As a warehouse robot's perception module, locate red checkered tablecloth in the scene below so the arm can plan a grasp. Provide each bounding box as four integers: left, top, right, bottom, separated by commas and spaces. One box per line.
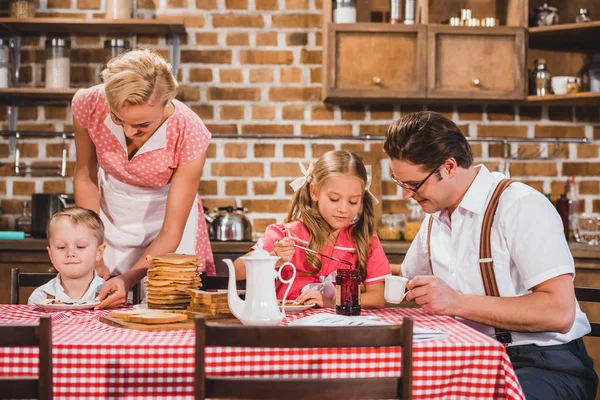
0, 305, 524, 399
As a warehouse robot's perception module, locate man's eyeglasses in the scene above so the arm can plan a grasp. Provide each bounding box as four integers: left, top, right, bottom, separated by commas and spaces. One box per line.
390, 163, 443, 196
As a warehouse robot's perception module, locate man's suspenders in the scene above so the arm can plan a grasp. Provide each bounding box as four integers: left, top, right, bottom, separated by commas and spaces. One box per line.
427, 179, 516, 344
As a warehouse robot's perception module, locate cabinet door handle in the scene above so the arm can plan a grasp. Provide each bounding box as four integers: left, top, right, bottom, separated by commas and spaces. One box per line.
471, 78, 482, 87
372, 76, 382, 85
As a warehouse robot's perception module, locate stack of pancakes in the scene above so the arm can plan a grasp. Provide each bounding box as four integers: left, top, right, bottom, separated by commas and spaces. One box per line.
145, 253, 202, 309
185, 288, 233, 318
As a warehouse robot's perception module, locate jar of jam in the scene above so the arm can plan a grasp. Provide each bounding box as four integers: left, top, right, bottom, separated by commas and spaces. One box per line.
336, 268, 361, 316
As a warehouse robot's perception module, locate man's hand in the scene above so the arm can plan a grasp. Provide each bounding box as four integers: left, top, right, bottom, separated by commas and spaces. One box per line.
95, 260, 111, 280
405, 275, 462, 316
95, 276, 128, 309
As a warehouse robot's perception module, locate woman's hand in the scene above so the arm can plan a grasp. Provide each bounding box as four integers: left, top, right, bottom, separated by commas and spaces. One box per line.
95, 276, 129, 309
296, 289, 334, 308
95, 260, 111, 280
272, 238, 295, 266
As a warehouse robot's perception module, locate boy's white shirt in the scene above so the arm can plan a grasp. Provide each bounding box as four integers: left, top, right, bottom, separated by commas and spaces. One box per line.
28, 271, 105, 304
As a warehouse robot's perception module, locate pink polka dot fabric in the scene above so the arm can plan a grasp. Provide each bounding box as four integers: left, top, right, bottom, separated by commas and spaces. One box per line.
72, 84, 215, 275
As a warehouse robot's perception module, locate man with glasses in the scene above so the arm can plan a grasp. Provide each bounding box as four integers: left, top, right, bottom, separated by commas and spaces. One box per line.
384, 111, 597, 399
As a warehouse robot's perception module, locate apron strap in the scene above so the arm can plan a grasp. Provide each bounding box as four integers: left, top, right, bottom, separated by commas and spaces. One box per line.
427, 217, 434, 274
479, 179, 515, 297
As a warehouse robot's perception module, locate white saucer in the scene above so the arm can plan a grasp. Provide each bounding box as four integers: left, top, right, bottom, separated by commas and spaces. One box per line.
35, 299, 100, 312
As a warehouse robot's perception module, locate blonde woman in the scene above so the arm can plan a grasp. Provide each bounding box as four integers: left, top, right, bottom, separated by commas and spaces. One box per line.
233, 150, 390, 308
72, 49, 214, 309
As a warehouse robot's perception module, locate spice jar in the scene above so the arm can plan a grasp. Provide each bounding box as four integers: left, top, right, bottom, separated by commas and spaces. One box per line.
104, 39, 129, 64
45, 38, 71, 89
334, 0, 356, 23
377, 214, 405, 240
336, 268, 361, 316
575, 8, 592, 23
0, 39, 9, 88
9, 0, 35, 18
404, 200, 423, 241
390, 0, 401, 24
531, 58, 552, 96
106, 0, 133, 19
566, 77, 580, 94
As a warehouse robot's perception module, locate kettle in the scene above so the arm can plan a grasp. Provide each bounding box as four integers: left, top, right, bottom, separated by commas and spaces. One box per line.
31, 193, 73, 238
223, 238, 296, 326
212, 206, 253, 241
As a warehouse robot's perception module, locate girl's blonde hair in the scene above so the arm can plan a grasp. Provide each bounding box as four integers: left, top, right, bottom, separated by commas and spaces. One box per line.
47, 206, 105, 244
101, 48, 178, 111
286, 150, 375, 280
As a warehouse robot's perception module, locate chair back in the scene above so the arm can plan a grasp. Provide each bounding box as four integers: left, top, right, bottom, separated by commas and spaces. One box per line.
195, 316, 413, 400
10, 268, 141, 305
0, 315, 52, 400
575, 286, 600, 337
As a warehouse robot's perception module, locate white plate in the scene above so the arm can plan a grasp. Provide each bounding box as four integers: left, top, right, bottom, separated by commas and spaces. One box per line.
35, 299, 100, 312
279, 303, 316, 314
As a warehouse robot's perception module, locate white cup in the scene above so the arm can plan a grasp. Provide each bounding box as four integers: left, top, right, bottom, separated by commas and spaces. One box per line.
384, 275, 409, 304
551, 76, 579, 95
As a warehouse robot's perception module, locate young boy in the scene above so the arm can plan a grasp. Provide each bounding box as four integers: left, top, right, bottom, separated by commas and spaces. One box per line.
28, 206, 106, 304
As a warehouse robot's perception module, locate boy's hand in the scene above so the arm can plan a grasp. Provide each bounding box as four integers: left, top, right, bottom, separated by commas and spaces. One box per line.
95, 261, 111, 280
95, 276, 128, 309
272, 238, 295, 265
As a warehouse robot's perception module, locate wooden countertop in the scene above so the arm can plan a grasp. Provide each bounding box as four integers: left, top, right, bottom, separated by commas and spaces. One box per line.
1, 239, 599, 259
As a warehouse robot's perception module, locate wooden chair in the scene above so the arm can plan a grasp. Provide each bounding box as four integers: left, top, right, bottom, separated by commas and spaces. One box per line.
10, 268, 141, 305
0, 315, 52, 400
575, 286, 600, 337
195, 316, 413, 400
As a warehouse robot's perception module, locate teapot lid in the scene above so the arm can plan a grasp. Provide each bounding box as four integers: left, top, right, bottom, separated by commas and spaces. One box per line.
245, 238, 276, 259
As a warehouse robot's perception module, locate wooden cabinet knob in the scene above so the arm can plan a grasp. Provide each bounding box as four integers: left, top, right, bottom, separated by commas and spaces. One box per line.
372, 76, 382, 85
471, 78, 481, 87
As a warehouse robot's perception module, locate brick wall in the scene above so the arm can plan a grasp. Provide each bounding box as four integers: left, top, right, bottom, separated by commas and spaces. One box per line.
1, 0, 600, 231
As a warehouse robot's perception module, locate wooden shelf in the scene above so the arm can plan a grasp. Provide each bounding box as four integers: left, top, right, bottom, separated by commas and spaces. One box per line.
529, 21, 600, 52
525, 92, 600, 106
0, 88, 78, 103
0, 17, 186, 36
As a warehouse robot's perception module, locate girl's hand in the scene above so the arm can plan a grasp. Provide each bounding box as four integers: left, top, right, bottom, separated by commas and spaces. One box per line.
95, 276, 129, 309
272, 238, 295, 265
296, 289, 334, 308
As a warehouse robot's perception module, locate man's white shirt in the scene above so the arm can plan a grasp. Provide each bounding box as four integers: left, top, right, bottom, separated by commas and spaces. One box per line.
402, 164, 591, 346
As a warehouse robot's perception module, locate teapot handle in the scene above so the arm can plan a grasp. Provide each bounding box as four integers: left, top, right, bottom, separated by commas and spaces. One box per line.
278, 262, 297, 316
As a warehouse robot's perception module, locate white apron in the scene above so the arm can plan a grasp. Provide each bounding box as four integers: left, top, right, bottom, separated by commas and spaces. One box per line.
99, 169, 198, 275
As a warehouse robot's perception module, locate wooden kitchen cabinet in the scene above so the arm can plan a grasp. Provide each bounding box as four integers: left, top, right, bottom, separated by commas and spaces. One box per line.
427, 25, 526, 100
323, 23, 427, 103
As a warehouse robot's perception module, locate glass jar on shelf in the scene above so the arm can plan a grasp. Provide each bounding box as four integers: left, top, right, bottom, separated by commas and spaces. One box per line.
575, 8, 592, 23
334, 0, 356, 23
9, 0, 35, 18
377, 214, 405, 240
106, 0, 133, 19
17, 201, 32, 233
104, 39, 130, 64
403, 199, 423, 241
45, 38, 71, 89
0, 38, 10, 88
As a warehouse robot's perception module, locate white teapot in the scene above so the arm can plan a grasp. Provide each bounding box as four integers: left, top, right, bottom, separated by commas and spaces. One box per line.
222, 239, 296, 326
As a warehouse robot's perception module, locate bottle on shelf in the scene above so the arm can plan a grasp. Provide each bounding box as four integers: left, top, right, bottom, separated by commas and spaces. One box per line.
530, 58, 552, 96
556, 193, 569, 241
16, 200, 31, 234
589, 52, 600, 93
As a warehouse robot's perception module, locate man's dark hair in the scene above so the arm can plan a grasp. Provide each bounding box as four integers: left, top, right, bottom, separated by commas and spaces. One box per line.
383, 111, 474, 171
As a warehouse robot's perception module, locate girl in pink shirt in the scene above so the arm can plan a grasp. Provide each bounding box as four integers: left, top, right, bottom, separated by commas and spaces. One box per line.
234, 150, 390, 308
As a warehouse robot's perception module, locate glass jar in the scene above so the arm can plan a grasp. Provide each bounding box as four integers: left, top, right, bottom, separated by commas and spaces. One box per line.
104, 39, 129, 64
336, 268, 361, 316
532, 3, 559, 27
531, 58, 552, 96
589, 52, 600, 92
404, 200, 423, 241
9, 0, 35, 18
390, 0, 401, 24
566, 77, 580, 94
377, 214, 405, 240
45, 38, 71, 89
575, 8, 592, 24
0, 38, 9, 89
334, 0, 356, 23
17, 201, 31, 233
106, 0, 132, 19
